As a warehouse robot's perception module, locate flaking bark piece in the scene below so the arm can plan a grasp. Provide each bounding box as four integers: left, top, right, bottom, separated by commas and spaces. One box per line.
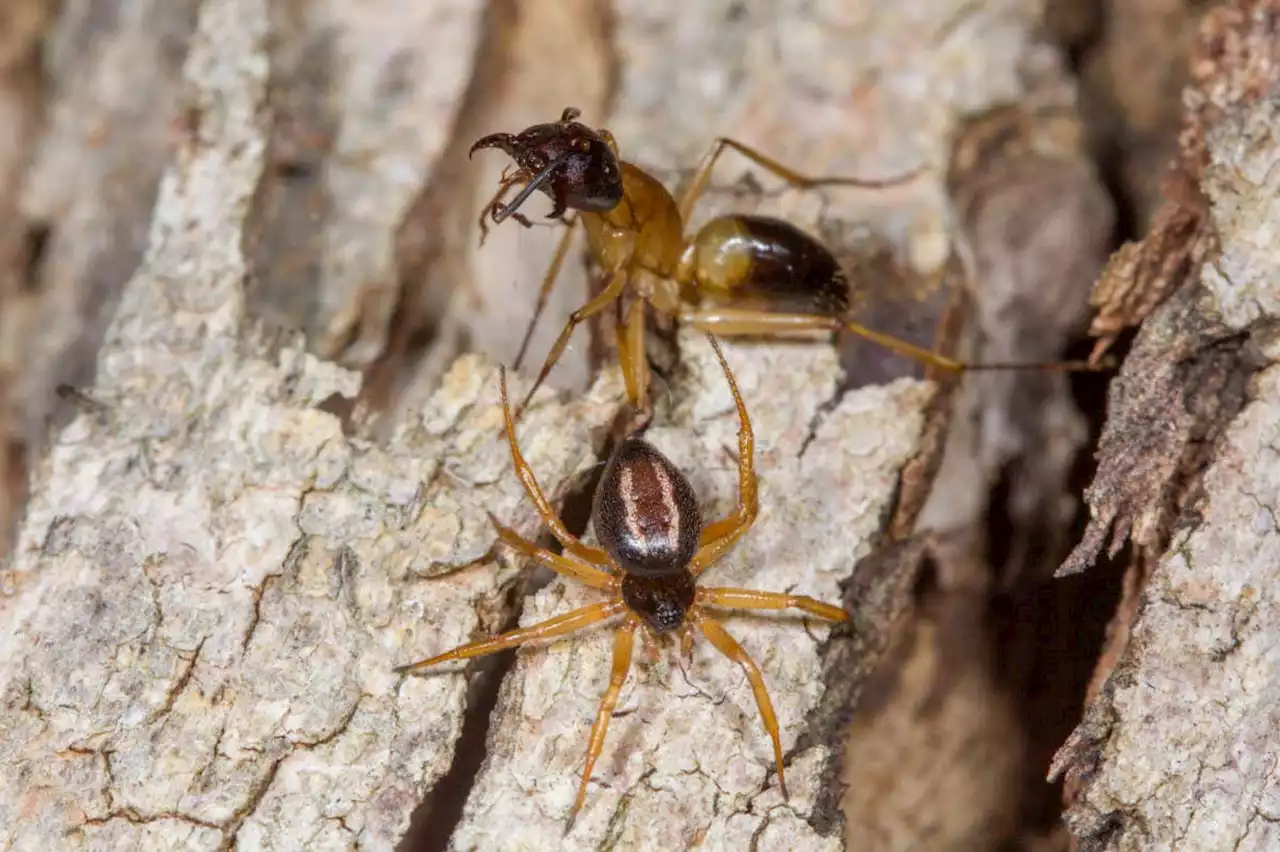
0, 2, 623, 849
1055, 22, 1280, 850
1084, 193, 1207, 364
1058, 365, 1280, 851
445, 332, 936, 851
1055, 282, 1244, 578
1084, 0, 1280, 363
1059, 0, 1280, 578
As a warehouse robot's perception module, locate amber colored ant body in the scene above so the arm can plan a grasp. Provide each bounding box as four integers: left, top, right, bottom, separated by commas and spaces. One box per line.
470, 107, 1107, 416
396, 335, 846, 827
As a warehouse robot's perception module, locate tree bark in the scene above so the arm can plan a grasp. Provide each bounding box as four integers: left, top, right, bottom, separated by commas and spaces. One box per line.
0, 1, 1137, 851
1053, 3, 1280, 851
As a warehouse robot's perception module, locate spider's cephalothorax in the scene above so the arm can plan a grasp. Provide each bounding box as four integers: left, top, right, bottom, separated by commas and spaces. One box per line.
468, 107, 1110, 419
395, 334, 850, 828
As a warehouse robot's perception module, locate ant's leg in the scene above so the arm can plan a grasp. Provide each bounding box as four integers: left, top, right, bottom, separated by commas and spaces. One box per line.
568, 616, 639, 828
515, 266, 630, 419
697, 588, 848, 623
615, 295, 649, 411
499, 369, 612, 566
488, 512, 617, 589
678, 137, 924, 223
395, 600, 626, 673
689, 335, 758, 578
674, 307, 1107, 373
513, 215, 579, 373
692, 611, 788, 799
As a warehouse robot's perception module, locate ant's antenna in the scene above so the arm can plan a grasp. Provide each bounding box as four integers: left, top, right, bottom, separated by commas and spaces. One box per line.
493, 154, 571, 224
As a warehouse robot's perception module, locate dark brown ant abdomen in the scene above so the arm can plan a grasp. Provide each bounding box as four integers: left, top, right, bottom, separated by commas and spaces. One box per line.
592, 438, 702, 578
678, 215, 851, 316
620, 571, 696, 634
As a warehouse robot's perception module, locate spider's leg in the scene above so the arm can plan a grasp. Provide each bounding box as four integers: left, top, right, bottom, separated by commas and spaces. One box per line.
689, 335, 758, 577
489, 513, 617, 589
499, 368, 611, 567
567, 615, 639, 829
396, 600, 625, 673
692, 610, 788, 799
697, 587, 847, 622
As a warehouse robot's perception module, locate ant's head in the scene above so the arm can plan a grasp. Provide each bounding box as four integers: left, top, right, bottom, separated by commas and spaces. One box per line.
470, 107, 624, 222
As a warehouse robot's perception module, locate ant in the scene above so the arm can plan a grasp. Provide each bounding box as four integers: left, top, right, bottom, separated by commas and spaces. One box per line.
395, 334, 848, 827
469, 107, 1110, 417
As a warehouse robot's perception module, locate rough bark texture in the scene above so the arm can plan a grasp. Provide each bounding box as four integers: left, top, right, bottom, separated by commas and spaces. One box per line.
0, 1, 948, 849
1053, 2, 1280, 850
840, 83, 1114, 852
0, 5, 628, 849
10, 0, 1259, 850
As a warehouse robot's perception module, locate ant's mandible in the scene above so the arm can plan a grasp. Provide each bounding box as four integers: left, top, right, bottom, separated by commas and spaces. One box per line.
470, 106, 1109, 417
395, 334, 847, 828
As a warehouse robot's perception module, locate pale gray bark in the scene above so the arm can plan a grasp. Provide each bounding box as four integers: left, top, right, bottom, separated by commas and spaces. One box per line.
1058, 90, 1280, 852
1052, 4, 1280, 850
0, 3, 623, 848
0, 1, 1130, 851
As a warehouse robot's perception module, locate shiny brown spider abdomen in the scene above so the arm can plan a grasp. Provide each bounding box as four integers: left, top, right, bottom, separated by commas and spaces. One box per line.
593, 437, 703, 580
677, 214, 852, 317
470, 106, 623, 219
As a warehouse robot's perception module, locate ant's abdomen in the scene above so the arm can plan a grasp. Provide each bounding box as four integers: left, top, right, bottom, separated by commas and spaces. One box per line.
679, 215, 850, 316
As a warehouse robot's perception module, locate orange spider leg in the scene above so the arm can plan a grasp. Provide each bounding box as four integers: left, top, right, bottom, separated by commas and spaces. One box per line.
568, 615, 639, 828
488, 512, 617, 590
689, 335, 758, 578
697, 587, 848, 623
692, 611, 788, 798
500, 368, 611, 567
395, 600, 626, 674
677, 136, 924, 224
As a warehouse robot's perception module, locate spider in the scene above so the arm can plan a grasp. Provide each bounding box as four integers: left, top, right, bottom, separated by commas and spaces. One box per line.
469, 106, 1109, 418
395, 334, 848, 826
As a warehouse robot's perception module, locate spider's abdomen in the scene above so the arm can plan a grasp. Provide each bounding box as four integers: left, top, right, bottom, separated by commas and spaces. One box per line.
593, 438, 702, 577
620, 571, 696, 634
